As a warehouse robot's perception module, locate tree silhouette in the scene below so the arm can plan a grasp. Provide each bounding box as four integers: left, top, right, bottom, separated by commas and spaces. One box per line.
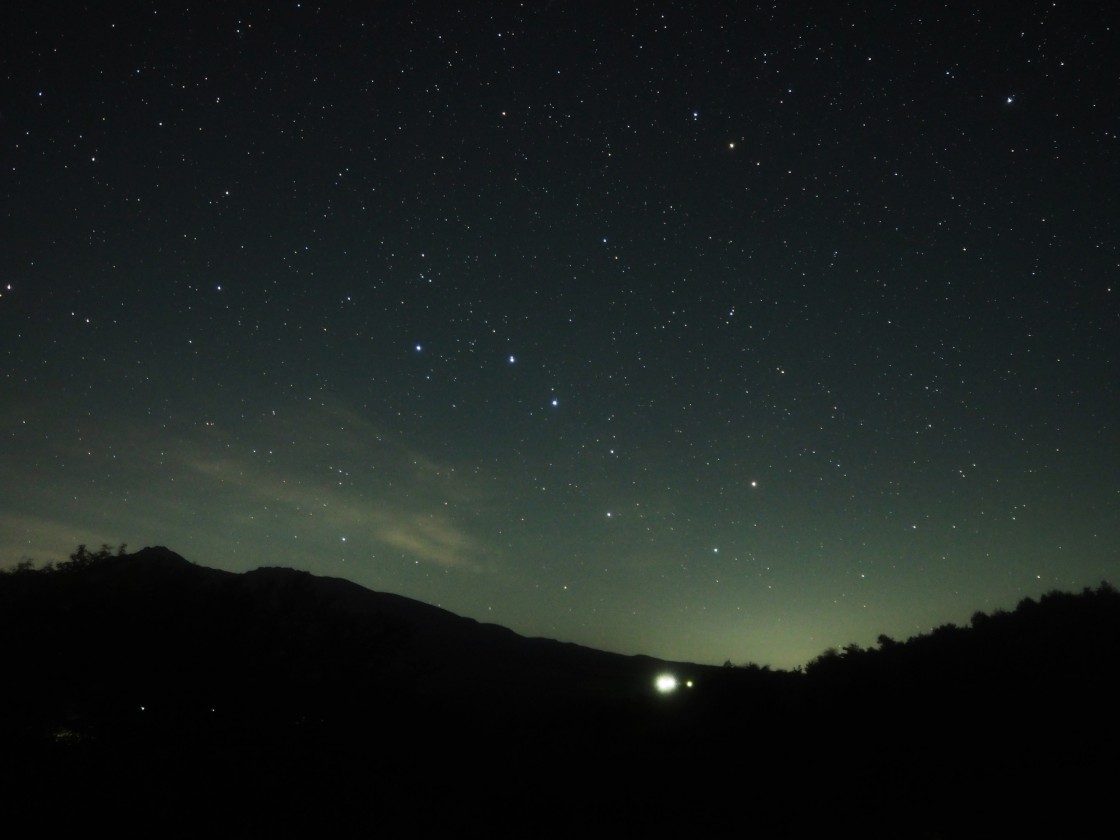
60, 543, 127, 571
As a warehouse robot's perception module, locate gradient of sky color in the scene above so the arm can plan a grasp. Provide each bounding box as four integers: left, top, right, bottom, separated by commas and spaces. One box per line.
2, 1, 1116, 668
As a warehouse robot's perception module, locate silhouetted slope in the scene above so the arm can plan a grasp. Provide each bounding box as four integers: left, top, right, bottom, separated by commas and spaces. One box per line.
792, 585, 1120, 838
1, 547, 742, 835
2, 548, 1117, 838
1, 546, 715, 730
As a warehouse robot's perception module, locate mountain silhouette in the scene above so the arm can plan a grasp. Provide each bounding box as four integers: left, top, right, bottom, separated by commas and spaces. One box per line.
2, 546, 1116, 838
2, 545, 710, 714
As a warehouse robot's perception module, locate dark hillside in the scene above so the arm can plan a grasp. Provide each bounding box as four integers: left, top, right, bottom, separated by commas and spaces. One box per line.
2, 548, 1117, 837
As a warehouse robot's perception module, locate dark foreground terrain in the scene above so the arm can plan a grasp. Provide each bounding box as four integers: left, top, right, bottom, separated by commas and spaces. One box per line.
3, 547, 1117, 837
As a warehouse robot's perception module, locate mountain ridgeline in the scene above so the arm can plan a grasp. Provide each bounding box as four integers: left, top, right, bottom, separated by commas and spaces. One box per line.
3, 546, 1117, 837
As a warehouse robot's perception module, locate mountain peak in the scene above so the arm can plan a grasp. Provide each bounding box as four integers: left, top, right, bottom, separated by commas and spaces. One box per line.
129, 545, 192, 566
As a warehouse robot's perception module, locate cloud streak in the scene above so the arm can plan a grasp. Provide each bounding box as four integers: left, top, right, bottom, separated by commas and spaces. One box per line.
176, 405, 492, 570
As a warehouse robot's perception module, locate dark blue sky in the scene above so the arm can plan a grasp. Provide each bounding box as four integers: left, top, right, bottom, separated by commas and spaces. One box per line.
2, 1, 1117, 667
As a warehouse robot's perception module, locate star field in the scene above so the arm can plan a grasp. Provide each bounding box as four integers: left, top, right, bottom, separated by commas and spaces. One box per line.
2, 1, 1117, 667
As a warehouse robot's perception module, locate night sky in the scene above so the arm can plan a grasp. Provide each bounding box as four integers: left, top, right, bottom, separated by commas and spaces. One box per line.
3, 1, 1117, 669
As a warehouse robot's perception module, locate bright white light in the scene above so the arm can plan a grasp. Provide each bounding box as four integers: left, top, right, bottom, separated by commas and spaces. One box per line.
655, 674, 678, 693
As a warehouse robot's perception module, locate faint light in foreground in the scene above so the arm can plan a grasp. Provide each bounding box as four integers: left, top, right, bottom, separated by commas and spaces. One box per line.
655, 674, 679, 693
